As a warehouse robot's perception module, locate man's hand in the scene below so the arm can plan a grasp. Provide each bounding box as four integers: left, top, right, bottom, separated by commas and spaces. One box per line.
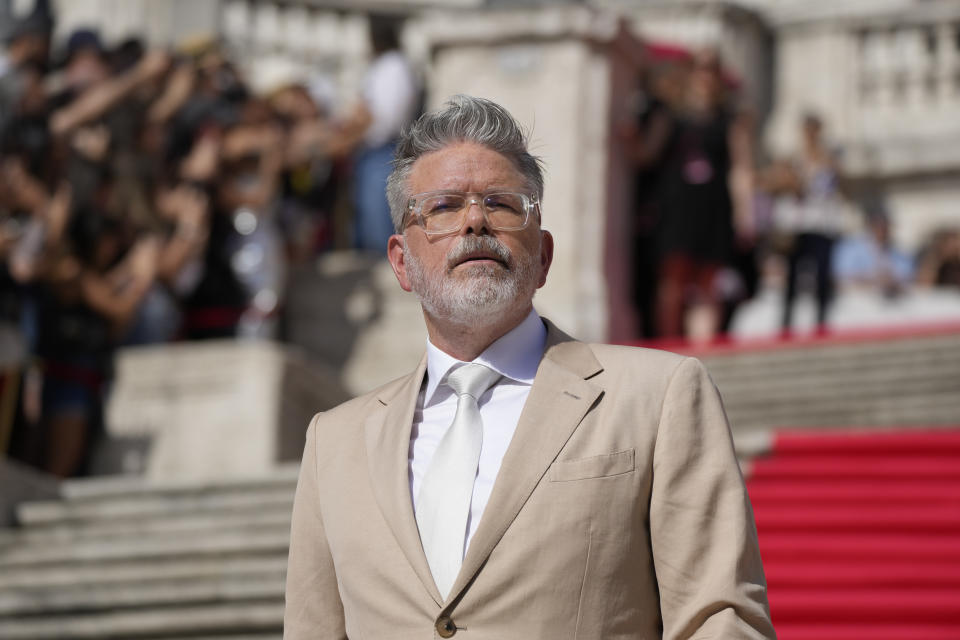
128, 236, 161, 284
173, 186, 210, 239
135, 50, 172, 84
1, 159, 49, 214
180, 132, 221, 183
44, 182, 73, 247
71, 124, 111, 162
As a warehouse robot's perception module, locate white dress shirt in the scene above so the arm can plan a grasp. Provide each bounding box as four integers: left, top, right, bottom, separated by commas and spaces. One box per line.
409, 310, 547, 555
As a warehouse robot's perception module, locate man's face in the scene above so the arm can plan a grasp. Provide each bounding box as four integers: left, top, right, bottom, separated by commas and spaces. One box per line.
387, 142, 553, 327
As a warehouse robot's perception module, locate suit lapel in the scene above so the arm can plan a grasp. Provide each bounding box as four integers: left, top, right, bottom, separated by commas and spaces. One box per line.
364, 356, 444, 606
449, 321, 604, 601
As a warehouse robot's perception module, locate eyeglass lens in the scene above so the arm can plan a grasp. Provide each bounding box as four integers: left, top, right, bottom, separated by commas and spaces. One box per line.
419, 193, 528, 232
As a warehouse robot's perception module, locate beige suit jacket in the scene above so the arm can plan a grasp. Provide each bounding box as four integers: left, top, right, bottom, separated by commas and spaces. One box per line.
284, 320, 776, 639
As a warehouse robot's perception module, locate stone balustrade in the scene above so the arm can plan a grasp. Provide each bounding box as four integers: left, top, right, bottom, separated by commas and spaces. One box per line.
856, 23, 960, 141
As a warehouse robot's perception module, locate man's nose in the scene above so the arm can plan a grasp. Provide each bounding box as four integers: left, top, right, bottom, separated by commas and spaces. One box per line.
461, 197, 490, 235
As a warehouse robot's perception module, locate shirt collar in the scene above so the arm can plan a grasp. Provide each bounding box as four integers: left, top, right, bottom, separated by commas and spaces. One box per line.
423, 309, 547, 405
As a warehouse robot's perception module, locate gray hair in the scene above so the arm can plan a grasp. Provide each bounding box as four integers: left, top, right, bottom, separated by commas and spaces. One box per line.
386, 94, 544, 232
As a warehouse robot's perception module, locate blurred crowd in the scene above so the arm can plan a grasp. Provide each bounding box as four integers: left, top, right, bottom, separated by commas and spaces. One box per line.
624, 46, 960, 343
0, 3, 418, 476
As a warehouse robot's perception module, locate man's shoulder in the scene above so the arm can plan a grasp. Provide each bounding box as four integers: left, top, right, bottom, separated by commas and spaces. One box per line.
585, 343, 701, 388
556, 337, 692, 376
585, 342, 689, 369
542, 318, 696, 383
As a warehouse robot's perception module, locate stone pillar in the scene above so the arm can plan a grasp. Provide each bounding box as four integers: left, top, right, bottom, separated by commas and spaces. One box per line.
104, 340, 349, 480
936, 23, 958, 106
417, 6, 644, 342
0, 458, 58, 526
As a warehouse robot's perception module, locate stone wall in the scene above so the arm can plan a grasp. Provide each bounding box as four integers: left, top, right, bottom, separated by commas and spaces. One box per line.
0, 458, 58, 526
104, 340, 348, 480
285, 252, 428, 397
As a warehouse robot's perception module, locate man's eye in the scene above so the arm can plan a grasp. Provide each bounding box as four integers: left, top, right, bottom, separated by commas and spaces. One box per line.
485, 195, 522, 214
425, 198, 463, 214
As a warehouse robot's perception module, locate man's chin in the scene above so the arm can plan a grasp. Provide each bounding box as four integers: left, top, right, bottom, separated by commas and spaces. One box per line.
416, 280, 523, 325
430, 299, 519, 327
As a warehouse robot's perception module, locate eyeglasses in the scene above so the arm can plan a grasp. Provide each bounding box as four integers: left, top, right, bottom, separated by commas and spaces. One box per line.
404, 190, 539, 236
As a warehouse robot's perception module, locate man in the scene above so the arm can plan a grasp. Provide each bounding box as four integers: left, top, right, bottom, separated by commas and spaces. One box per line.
285, 95, 775, 639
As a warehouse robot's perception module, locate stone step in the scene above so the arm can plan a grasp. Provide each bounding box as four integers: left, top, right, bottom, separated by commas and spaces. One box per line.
15, 486, 295, 527
0, 601, 283, 640
710, 366, 957, 392
0, 554, 287, 590
697, 329, 960, 432
724, 382, 960, 410
727, 396, 960, 433
0, 569, 284, 616
701, 333, 960, 366
708, 355, 960, 383
718, 373, 960, 408
0, 506, 292, 548
704, 336, 960, 432
0, 527, 289, 568
706, 339, 960, 370
59, 466, 299, 501
726, 389, 960, 422
705, 350, 960, 385
707, 337, 960, 364
712, 364, 960, 398
726, 398, 960, 424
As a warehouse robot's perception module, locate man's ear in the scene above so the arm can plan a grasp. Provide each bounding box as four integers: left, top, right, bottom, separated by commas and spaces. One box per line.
387, 234, 413, 292
537, 229, 554, 288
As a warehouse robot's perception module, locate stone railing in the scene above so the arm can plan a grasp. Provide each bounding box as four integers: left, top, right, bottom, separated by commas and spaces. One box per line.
218, 0, 374, 101
853, 21, 960, 150
767, 2, 960, 178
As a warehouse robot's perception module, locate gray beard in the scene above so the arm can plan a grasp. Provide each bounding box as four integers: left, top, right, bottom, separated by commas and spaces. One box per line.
403, 235, 540, 327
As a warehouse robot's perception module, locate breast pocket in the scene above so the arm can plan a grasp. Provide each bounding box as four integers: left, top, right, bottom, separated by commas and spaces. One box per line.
548, 448, 635, 482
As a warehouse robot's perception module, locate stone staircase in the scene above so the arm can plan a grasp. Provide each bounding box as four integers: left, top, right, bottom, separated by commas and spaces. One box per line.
2, 326, 959, 636
0, 469, 298, 639
697, 327, 960, 448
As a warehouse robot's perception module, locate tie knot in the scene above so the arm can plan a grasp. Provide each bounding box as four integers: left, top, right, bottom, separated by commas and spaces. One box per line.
446, 363, 501, 400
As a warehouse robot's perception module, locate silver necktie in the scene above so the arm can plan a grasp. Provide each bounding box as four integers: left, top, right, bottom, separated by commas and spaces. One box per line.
415, 363, 502, 599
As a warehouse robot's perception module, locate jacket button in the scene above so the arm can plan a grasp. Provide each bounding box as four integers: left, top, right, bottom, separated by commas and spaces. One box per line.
436, 615, 457, 638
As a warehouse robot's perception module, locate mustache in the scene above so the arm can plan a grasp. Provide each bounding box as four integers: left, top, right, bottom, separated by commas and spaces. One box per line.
445, 235, 512, 269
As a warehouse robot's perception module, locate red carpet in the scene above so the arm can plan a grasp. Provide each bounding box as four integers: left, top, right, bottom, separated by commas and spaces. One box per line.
746, 428, 960, 638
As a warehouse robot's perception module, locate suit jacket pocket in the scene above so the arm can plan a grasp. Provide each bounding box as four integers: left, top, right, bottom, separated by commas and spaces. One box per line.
548, 448, 635, 482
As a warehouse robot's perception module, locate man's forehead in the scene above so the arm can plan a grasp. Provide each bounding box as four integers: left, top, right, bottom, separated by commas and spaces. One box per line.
408, 142, 528, 193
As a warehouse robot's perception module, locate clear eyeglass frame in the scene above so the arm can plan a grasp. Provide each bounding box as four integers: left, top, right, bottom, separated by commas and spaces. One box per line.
403, 190, 540, 236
